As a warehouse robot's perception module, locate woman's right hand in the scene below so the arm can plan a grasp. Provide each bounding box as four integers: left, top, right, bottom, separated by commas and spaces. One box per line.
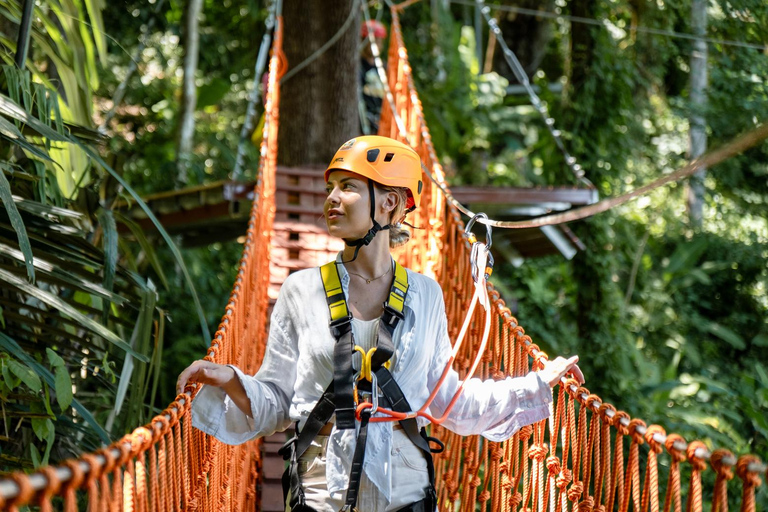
176, 360, 236, 395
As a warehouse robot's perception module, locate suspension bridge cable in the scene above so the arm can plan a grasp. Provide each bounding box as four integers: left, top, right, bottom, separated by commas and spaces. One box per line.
450, 0, 768, 52
360, 0, 409, 138
426, 121, 768, 229
231, 0, 281, 181
476, 1, 594, 189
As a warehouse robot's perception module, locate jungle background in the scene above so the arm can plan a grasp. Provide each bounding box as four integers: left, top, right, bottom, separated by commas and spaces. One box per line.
0, 0, 766, 503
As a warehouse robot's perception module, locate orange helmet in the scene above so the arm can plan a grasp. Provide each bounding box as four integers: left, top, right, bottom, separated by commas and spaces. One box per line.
325, 136, 423, 212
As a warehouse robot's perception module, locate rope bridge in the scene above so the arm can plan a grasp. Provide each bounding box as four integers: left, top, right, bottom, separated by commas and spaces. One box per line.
1, 6, 766, 512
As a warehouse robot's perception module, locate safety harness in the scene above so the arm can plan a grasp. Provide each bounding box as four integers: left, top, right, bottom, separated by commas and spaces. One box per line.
279, 260, 441, 512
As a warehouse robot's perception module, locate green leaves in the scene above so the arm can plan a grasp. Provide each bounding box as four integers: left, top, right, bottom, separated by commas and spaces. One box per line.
702, 321, 746, 350
46, 348, 72, 412
0, 165, 35, 283
5, 358, 42, 392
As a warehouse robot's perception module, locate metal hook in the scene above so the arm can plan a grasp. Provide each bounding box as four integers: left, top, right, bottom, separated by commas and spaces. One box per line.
464, 212, 492, 250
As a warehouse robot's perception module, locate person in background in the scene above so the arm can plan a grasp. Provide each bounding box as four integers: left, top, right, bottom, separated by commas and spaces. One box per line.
359, 20, 387, 134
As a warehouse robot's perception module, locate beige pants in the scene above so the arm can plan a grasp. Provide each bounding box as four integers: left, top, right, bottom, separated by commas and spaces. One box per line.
289, 428, 430, 512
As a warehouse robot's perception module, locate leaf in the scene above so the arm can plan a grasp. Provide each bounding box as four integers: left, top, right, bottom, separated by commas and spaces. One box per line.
0, 332, 111, 443
114, 212, 169, 289
0, 165, 36, 283
7, 358, 42, 392
31, 417, 53, 442
0, 267, 148, 362
664, 236, 709, 278
702, 321, 746, 350
46, 347, 66, 367
30, 443, 41, 468
2, 358, 21, 390
96, 208, 117, 322
197, 78, 232, 108
0, 116, 55, 163
752, 333, 768, 347
42, 428, 55, 466
54, 364, 73, 412
0, 93, 67, 141
77, 144, 210, 341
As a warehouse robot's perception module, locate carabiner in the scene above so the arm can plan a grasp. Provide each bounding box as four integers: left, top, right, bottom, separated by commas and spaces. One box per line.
464, 212, 492, 250
369, 372, 379, 415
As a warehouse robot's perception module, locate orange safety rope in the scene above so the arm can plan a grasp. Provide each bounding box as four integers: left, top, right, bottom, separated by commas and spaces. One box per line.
1, 5, 767, 512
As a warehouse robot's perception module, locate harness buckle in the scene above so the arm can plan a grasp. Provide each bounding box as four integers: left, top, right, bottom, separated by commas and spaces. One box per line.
369, 373, 379, 415
330, 316, 352, 338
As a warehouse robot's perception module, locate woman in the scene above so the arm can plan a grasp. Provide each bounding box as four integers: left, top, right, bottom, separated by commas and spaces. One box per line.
177, 136, 584, 512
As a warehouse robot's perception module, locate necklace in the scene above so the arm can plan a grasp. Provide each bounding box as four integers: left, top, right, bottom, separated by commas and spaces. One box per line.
348, 265, 391, 284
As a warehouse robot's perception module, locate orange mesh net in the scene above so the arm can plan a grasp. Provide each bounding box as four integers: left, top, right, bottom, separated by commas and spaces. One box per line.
1, 7, 765, 512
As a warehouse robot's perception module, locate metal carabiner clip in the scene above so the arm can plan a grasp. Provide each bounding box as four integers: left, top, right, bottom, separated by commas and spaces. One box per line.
369, 372, 379, 416
464, 212, 492, 250
465, 213, 494, 283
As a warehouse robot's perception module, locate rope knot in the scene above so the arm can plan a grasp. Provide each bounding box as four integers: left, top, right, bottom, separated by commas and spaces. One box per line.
556, 468, 573, 489
533, 351, 548, 371
664, 433, 687, 462
576, 386, 591, 404
6, 473, 34, 509
736, 455, 762, 487
686, 440, 708, 472
579, 496, 595, 512
478, 490, 491, 502
598, 402, 617, 423
80, 454, 102, 485
567, 481, 584, 502
710, 449, 735, 480
546, 455, 561, 474
644, 424, 665, 453
612, 410, 630, 436
520, 425, 533, 439
529, 443, 548, 462
585, 394, 601, 412
628, 418, 646, 445
62, 459, 85, 491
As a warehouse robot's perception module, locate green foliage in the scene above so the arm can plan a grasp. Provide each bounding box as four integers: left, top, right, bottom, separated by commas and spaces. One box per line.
401, 0, 768, 470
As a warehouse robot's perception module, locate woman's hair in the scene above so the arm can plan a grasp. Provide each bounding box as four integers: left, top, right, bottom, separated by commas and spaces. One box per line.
376, 184, 411, 248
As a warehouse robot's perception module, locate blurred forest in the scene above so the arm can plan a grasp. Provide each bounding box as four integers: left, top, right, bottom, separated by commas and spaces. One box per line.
0, 0, 766, 501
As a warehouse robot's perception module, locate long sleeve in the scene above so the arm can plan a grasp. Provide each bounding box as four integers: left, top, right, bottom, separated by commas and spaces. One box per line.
423, 283, 552, 442
191, 289, 298, 445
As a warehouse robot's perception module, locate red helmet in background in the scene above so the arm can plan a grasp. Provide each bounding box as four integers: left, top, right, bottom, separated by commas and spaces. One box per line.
361, 20, 387, 39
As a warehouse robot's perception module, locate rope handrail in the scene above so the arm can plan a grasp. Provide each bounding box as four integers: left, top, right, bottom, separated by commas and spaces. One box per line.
1, 3, 766, 510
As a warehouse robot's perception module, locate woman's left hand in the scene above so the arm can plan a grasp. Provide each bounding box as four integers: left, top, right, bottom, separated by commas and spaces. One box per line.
537, 355, 585, 388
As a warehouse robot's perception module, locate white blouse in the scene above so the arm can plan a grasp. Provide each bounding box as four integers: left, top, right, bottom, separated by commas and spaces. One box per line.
191, 257, 551, 506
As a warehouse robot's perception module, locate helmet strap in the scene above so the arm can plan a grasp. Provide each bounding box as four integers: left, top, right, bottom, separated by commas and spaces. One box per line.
340, 179, 392, 263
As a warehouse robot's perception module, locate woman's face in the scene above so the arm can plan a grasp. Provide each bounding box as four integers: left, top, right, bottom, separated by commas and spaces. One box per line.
324, 170, 380, 239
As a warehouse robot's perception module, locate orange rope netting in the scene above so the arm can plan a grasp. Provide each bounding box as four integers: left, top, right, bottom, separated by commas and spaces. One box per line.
1, 7, 765, 512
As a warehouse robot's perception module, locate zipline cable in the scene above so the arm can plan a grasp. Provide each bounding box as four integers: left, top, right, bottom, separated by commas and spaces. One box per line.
232, 0, 281, 181
360, 0, 409, 137
451, 0, 768, 52
477, 1, 594, 190
427, 121, 768, 229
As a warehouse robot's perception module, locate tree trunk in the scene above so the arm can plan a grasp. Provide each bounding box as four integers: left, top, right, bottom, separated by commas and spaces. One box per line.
278, 0, 360, 166
687, 0, 708, 227
176, 0, 204, 186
